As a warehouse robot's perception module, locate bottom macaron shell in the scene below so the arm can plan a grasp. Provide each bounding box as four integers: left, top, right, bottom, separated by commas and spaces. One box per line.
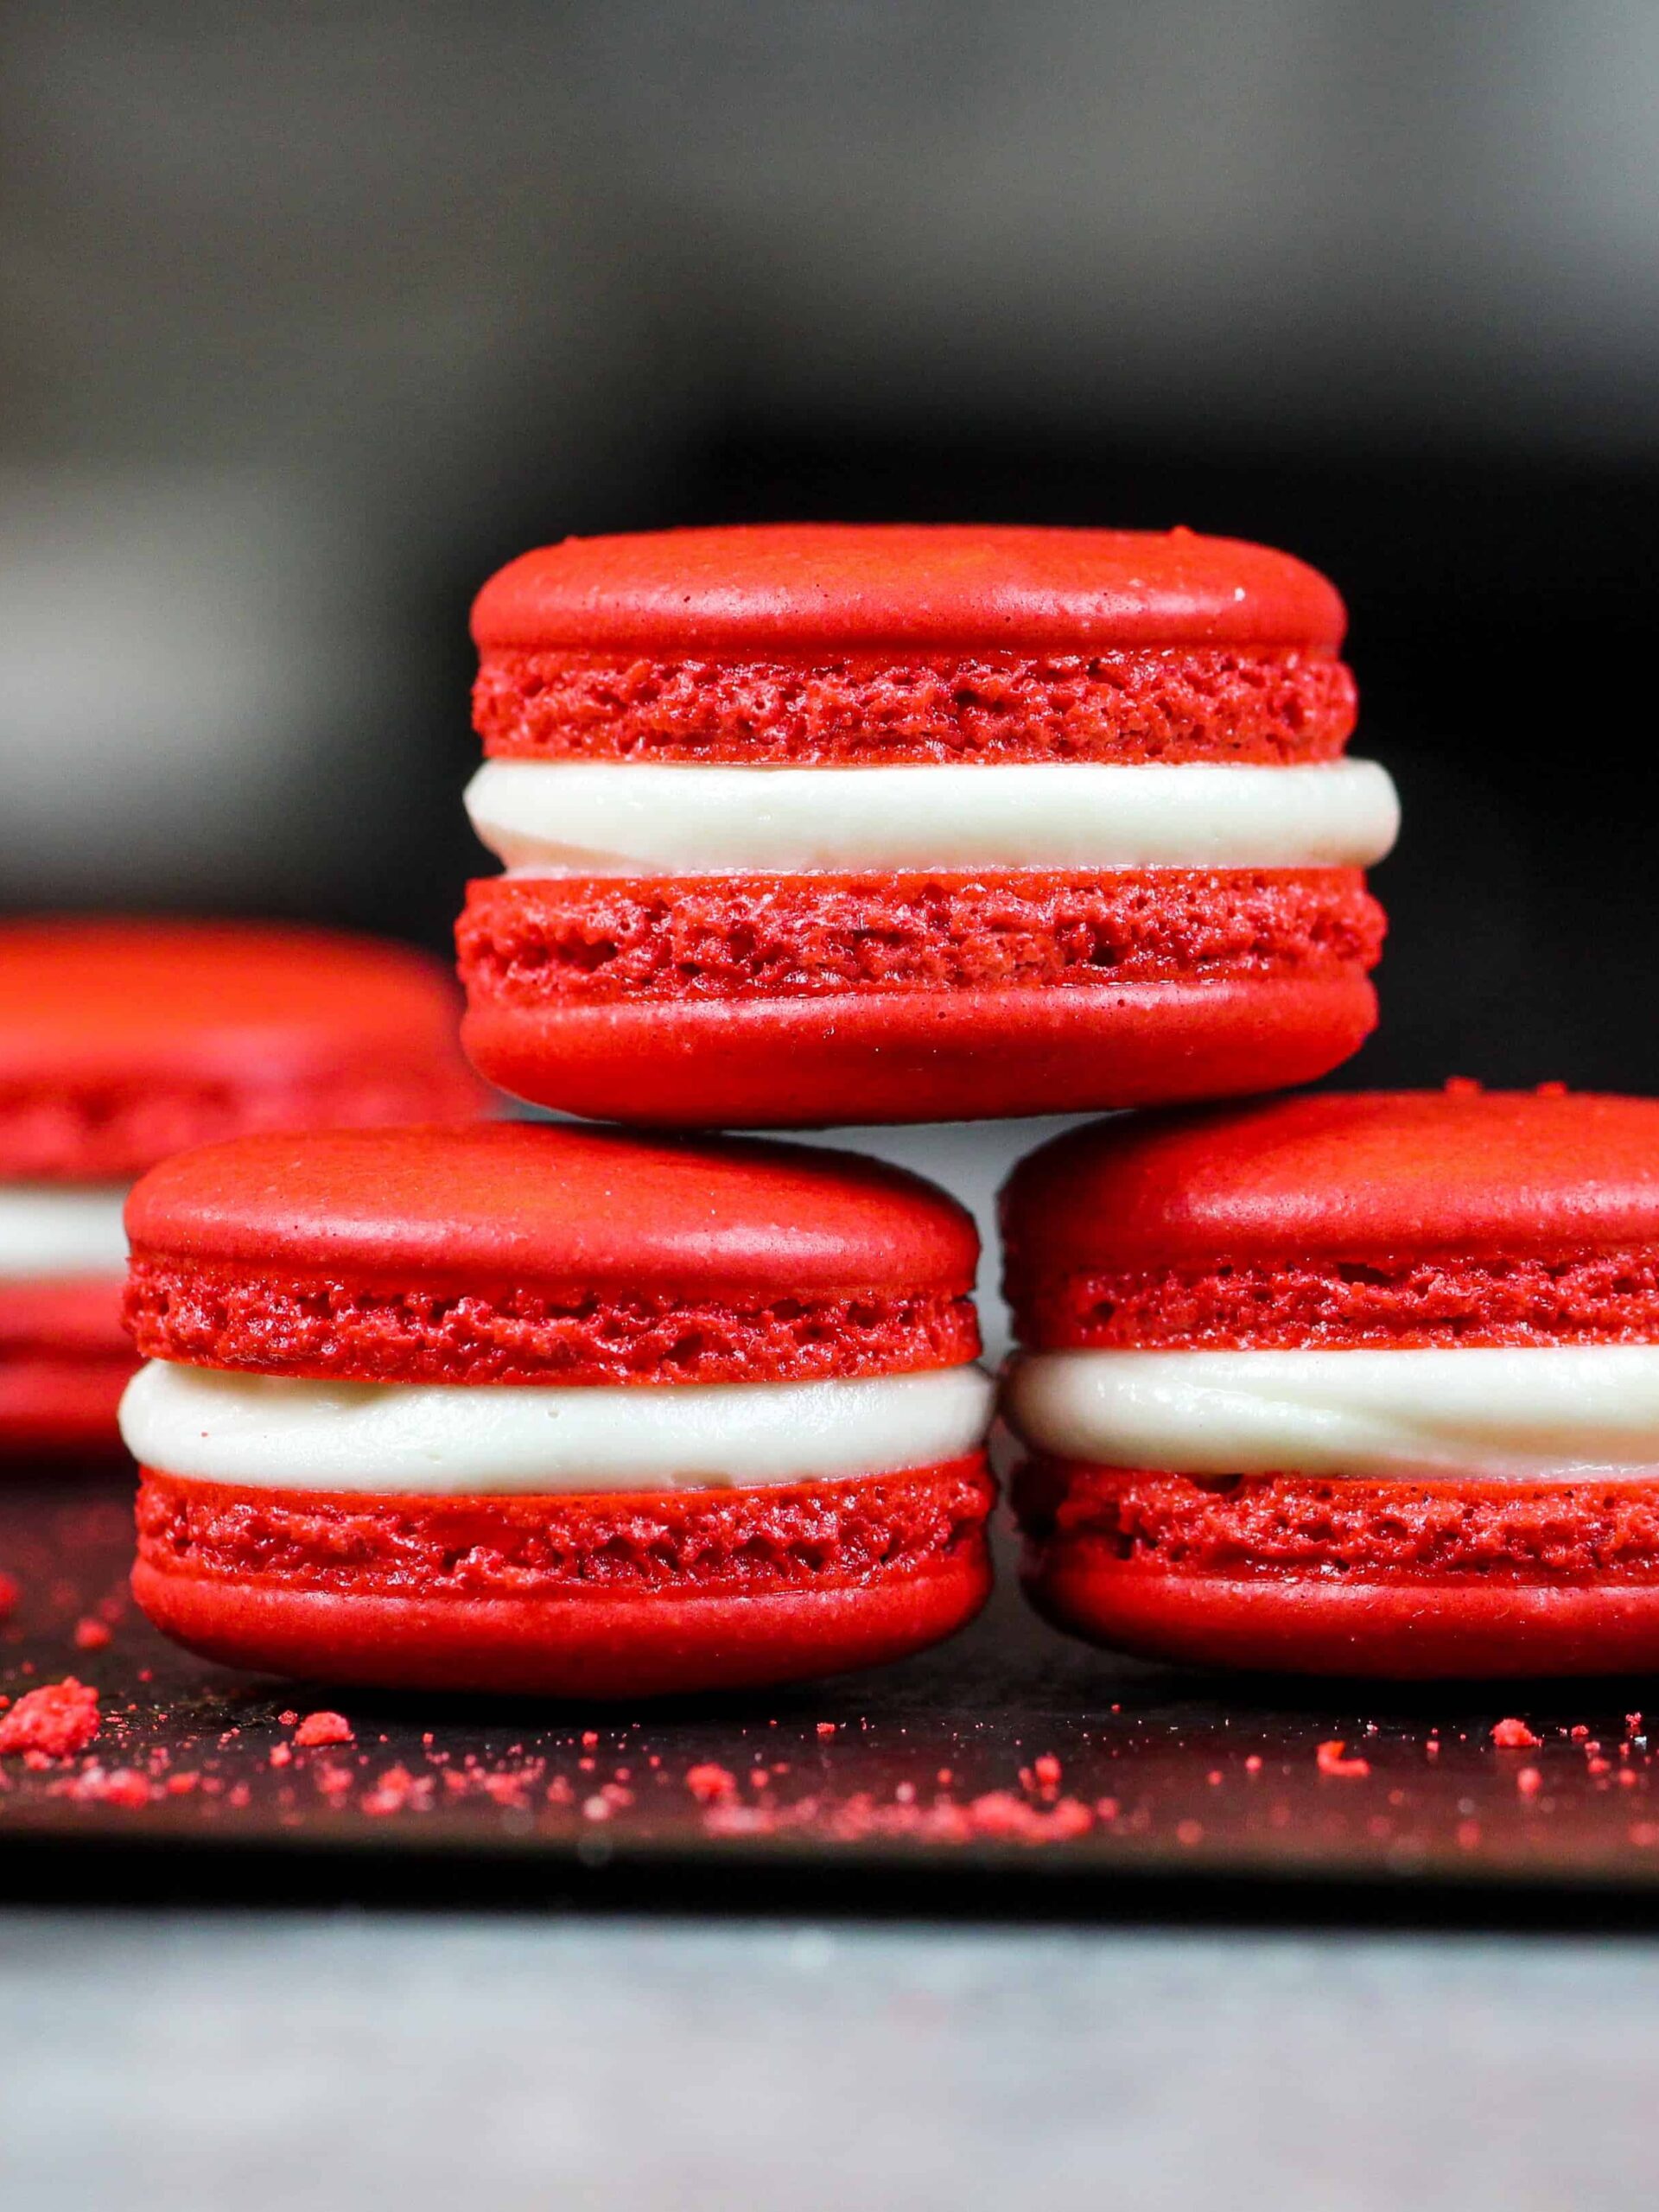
132, 1459, 995, 1697
0, 1352, 135, 1456
1, 1279, 134, 1455
1015, 1462, 1659, 1680
461, 973, 1376, 1127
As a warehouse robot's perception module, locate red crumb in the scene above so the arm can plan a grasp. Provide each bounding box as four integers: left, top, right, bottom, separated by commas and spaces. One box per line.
0, 1572, 18, 1618
1628, 1713, 1644, 1735
361, 1765, 423, 1816
686, 1762, 737, 1803
269, 1743, 293, 1769
72, 1618, 112, 1652
1032, 1753, 1063, 1789
165, 1772, 200, 1796
0, 1677, 99, 1758
1491, 1717, 1542, 1750
1589, 1758, 1612, 1777
1096, 1798, 1120, 1820
1570, 1725, 1590, 1740
65, 1766, 150, 1808
581, 1730, 599, 1748
292, 1710, 353, 1749
1620, 1769, 1639, 1788
1516, 1767, 1543, 1798
582, 1795, 611, 1821
1316, 1740, 1371, 1779
815, 1722, 837, 1739
1176, 1819, 1205, 1847
1244, 1755, 1263, 1775
278, 1709, 299, 1726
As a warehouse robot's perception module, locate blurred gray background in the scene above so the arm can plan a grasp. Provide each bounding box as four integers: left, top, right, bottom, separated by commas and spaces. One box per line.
3, 0, 1657, 1094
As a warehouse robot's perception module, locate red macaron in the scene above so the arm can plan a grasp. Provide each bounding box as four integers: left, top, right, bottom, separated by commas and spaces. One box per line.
458, 524, 1395, 1127
122, 1122, 995, 1697
0, 918, 486, 1454
1001, 1088, 1659, 1679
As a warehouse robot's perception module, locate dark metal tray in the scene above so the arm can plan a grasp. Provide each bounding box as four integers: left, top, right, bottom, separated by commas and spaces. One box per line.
6, 1467, 1659, 1911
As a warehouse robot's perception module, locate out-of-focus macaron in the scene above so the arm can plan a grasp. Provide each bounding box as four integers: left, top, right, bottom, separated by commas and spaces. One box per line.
122, 1121, 995, 1695
459, 523, 1395, 1127
1002, 1087, 1659, 1679
0, 918, 487, 1454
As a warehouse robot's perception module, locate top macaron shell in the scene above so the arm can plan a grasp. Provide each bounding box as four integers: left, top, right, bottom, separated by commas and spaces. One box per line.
124, 1121, 982, 1388
471, 523, 1349, 656
0, 918, 487, 1179
1001, 1089, 1659, 1352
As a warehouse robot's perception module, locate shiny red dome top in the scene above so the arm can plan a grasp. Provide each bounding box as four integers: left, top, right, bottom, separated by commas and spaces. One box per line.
472, 523, 1347, 657
1001, 1090, 1659, 1275
128, 1121, 979, 1302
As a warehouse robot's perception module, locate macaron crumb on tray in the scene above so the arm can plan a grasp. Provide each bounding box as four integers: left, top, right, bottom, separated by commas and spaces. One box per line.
9, 1465, 1659, 1913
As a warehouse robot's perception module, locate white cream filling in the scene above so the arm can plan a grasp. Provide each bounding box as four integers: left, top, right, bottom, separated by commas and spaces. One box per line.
1004, 1347, 1659, 1484
0, 1184, 130, 1281
466, 759, 1400, 879
119, 1359, 995, 1495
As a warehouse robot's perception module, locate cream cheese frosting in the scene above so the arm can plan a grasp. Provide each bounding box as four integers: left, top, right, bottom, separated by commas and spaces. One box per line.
119, 1359, 995, 1494
0, 1183, 131, 1281
1003, 1347, 1659, 1484
465, 759, 1400, 879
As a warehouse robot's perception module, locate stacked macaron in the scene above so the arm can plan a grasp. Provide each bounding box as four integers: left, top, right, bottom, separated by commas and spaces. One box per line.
460, 524, 1396, 1126
120, 1123, 995, 1694
1001, 1090, 1659, 1678
2, 919, 484, 1454
114, 518, 1433, 1695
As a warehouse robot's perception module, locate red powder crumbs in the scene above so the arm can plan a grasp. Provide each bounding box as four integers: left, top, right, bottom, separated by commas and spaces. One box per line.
1491, 1717, 1542, 1750
580, 1730, 600, 1748
0, 1572, 20, 1619
815, 1722, 837, 1739
1628, 1713, 1645, 1735
64, 1766, 151, 1808
1244, 1755, 1264, 1775
1176, 1819, 1205, 1847
1589, 1757, 1612, 1777
0, 1677, 99, 1759
292, 1710, 353, 1749
1316, 1740, 1371, 1779
269, 1743, 293, 1769
686, 1762, 738, 1803
1516, 1767, 1543, 1798
1570, 1725, 1591, 1740
72, 1618, 112, 1652
278, 1709, 299, 1726
1032, 1753, 1063, 1789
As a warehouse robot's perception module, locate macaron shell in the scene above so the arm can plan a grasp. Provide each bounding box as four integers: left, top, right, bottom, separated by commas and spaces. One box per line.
472, 524, 1347, 656
461, 969, 1379, 1128
131, 1459, 995, 1696
124, 1121, 977, 1302
0, 918, 486, 1179
1024, 1550, 1659, 1681
1001, 1090, 1659, 1278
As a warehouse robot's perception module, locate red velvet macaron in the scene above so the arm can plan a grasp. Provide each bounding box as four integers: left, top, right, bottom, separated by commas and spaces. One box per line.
458, 524, 1396, 1127
121, 1122, 995, 1697
1001, 1088, 1659, 1679
0, 918, 486, 1455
